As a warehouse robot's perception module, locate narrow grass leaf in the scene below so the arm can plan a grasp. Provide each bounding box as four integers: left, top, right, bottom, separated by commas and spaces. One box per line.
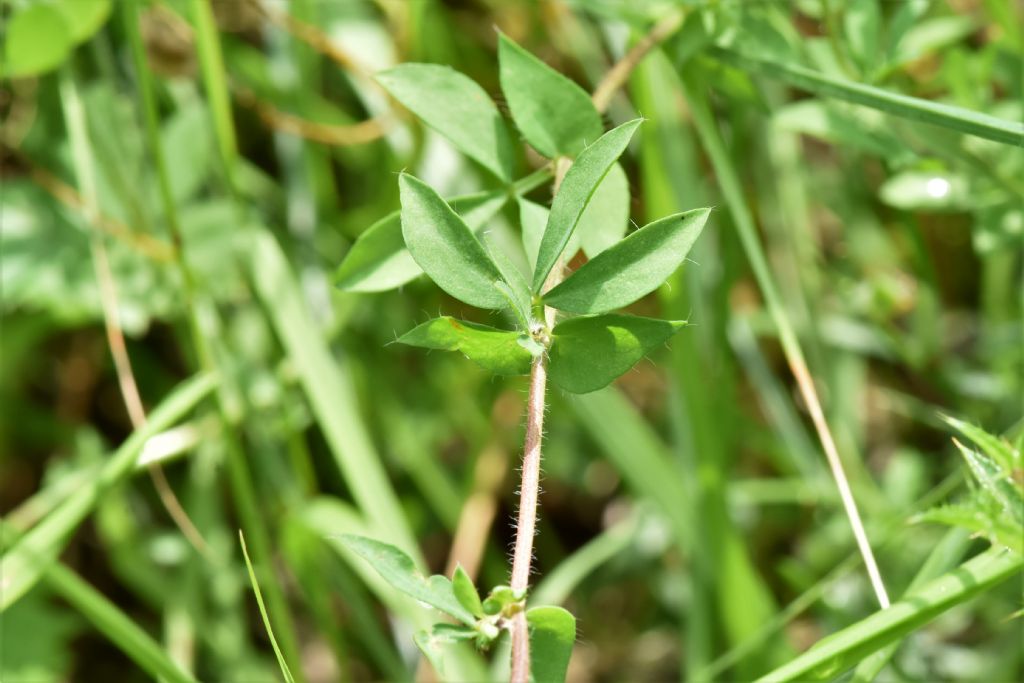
755, 548, 1023, 682
335, 190, 506, 292
532, 119, 643, 291
399, 174, 508, 309
0, 373, 216, 612
188, 0, 238, 178
44, 563, 197, 683
340, 535, 475, 626
378, 64, 514, 181
709, 47, 1024, 147
239, 532, 296, 683
452, 565, 484, 618
850, 528, 971, 683
498, 33, 604, 159
397, 317, 533, 376
548, 314, 686, 394
527, 606, 576, 683
250, 233, 418, 555
544, 208, 710, 314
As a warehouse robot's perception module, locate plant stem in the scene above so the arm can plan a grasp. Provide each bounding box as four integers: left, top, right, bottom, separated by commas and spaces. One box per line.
507, 151, 575, 682
509, 354, 549, 683
58, 65, 210, 560
507, 13, 686, 676
591, 7, 685, 113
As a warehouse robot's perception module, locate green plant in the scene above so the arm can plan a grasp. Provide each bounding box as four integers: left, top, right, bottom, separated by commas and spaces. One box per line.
4, 1, 1022, 681
335, 33, 708, 682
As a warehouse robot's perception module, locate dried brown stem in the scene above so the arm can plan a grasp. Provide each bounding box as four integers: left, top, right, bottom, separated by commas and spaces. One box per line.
232, 83, 391, 146
88, 200, 211, 560
12, 154, 175, 261
590, 8, 685, 114
251, 0, 370, 77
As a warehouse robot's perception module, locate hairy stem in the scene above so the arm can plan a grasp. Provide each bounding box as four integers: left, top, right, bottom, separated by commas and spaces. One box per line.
506, 12, 686, 677
509, 354, 549, 683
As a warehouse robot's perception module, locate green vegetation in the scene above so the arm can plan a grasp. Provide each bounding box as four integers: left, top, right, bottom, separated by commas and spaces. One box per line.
1, 1, 1021, 682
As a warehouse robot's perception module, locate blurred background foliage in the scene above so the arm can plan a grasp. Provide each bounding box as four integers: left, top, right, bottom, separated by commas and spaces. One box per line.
0, 0, 1021, 681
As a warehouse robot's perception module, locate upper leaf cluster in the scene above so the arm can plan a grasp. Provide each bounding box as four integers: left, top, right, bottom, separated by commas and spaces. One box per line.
916, 416, 1023, 554
337, 34, 711, 393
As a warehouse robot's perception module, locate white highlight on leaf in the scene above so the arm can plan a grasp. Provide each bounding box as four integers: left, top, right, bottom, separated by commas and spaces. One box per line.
926, 177, 951, 199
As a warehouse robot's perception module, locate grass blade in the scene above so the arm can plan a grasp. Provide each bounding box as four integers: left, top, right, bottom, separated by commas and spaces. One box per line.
755, 548, 1022, 682
239, 532, 297, 683
248, 232, 418, 556
709, 47, 1024, 147
44, 563, 197, 683
680, 67, 891, 609
188, 0, 238, 181
850, 528, 971, 682
0, 373, 216, 611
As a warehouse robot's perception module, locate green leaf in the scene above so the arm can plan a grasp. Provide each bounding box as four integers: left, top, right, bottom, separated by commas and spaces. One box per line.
533, 119, 643, 291
915, 505, 1023, 554
527, 606, 576, 683
941, 414, 1020, 475
843, 0, 881, 76
548, 315, 686, 394
56, 0, 112, 44
414, 630, 450, 677
431, 623, 478, 641
481, 585, 524, 616
378, 64, 514, 181
485, 241, 534, 328
161, 102, 215, 203
953, 440, 1024, 526
565, 162, 630, 260
340, 535, 476, 625
397, 317, 533, 376
498, 33, 604, 159
519, 197, 549, 272
399, 174, 508, 309
335, 191, 506, 292
451, 566, 484, 619
889, 16, 977, 71
544, 208, 710, 314
2, 4, 73, 78
772, 100, 913, 164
